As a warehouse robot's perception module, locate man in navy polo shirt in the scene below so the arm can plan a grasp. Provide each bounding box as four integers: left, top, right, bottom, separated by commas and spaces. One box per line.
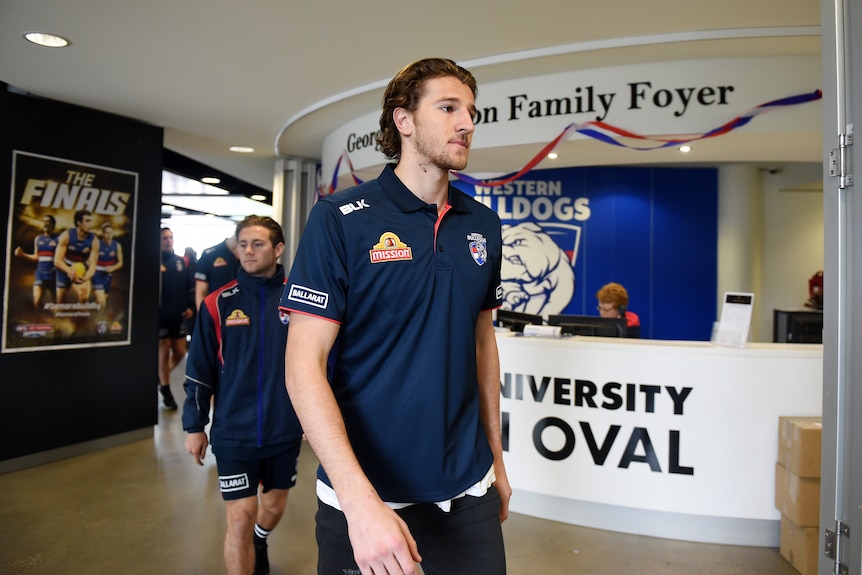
195, 235, 239, 310
281, 58, 511, 575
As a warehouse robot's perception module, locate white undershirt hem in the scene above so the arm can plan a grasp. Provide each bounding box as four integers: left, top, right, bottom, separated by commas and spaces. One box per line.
316, 465, 496, 513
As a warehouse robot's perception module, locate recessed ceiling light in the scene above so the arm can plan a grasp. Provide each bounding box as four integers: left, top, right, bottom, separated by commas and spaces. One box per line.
229, 146, 255, 154
24, 32, 70, 48
250, 194, 267, 201
201, 177, 221, 184
679, 145, 692, 153
547, 152, 559, 160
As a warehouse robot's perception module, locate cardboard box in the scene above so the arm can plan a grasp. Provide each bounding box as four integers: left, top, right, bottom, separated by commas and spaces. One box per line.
775, 462, 821, 527
780, 514, 819, 575
778, 416, 822, 478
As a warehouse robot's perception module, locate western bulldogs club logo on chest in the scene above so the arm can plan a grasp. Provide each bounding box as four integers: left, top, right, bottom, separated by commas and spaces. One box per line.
467, 232, 488, 266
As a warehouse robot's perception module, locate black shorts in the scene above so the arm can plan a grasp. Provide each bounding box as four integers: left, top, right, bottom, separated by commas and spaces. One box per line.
215, 443, 301, 501
158, 319, 188, 340
316, 487, 506, 575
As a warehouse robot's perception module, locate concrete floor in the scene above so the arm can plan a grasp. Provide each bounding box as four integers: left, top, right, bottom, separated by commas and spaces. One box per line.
0, 364, 801, 575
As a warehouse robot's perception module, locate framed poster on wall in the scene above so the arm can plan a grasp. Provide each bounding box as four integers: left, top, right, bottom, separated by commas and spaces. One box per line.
3, 151, 138, 353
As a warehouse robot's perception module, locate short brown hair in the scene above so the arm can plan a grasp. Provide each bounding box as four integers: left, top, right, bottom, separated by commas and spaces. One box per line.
235, 215, 284, 247
376, 58, 477, 161
596, 282, 629, 309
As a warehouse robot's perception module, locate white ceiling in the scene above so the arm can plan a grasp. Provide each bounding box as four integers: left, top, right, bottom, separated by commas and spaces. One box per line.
0, 0, 822, 195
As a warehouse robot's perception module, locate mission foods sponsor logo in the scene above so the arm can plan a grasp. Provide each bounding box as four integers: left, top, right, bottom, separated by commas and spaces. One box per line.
287, 285, 329, 309
225, 309, 250, 326
219, 473, 250, 492
369, 232, 412, 263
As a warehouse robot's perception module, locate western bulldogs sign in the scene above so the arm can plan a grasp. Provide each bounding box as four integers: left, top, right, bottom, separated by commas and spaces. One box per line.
454, 164, 719, 339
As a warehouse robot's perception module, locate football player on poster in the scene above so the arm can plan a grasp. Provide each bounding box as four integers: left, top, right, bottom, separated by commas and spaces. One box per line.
54, 209, 100, 304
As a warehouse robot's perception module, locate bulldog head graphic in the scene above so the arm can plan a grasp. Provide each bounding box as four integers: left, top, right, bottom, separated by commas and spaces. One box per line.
501, 222, 576, 316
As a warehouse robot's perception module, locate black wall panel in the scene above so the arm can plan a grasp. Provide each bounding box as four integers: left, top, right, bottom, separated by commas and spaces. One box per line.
0, 88, 163, 461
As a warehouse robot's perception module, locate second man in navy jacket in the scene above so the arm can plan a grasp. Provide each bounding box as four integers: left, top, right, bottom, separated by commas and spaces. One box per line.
183, 215, 302, 575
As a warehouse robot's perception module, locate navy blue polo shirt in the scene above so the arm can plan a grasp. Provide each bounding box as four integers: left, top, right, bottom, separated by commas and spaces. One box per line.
195, 239, 239, 293
279, 164, 503, 503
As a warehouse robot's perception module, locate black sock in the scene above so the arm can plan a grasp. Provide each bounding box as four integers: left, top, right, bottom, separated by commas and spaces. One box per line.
254, 524, 271, 541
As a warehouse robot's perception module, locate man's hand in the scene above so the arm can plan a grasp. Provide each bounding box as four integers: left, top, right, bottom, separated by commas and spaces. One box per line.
344, 497, 422, 575
495, 471, 513, 522
185, 432, 208, 466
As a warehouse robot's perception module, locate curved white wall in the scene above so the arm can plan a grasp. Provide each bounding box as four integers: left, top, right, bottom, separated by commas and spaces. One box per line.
321, 56, 821, 179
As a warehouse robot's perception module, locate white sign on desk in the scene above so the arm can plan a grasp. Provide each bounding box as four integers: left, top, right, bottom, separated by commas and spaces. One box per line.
715, 292, 755, 348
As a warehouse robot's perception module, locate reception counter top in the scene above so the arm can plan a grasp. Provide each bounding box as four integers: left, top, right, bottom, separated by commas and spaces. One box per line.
496, 333, 822, 546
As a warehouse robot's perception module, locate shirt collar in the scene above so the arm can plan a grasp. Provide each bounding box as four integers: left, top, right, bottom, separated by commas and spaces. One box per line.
237, 264, 284, 287
378, 164, 471, 214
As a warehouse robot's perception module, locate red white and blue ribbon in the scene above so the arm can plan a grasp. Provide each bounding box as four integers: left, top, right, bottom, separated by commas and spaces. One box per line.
321, 89, 822, 194
319, 149, 366, 197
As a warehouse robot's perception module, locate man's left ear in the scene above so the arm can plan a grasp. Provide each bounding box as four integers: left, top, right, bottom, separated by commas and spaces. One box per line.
275, 242, 285, 259
393, 107, 413, 137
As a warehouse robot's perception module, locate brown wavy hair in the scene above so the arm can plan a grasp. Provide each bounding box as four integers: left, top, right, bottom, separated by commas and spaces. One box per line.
376, 58, 477, 161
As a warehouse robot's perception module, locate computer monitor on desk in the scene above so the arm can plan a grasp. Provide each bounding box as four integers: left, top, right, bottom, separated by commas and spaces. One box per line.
773, 309, 823, 343
547, 314, 627, 337
495, 309, 543, 333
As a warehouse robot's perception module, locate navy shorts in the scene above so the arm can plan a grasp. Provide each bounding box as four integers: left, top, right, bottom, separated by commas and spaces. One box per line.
34, 268, 56, 288
316, 487, 506, 575
92, 271, 112, 293
215, 443, 301, 501
158, 319, 188, 339
55, 270, 75, 289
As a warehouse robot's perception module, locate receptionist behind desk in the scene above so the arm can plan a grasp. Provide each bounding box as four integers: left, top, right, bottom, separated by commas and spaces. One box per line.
597, 282, 641, 338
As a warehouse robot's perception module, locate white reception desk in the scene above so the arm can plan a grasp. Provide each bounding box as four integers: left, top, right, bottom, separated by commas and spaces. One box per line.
496, 333, 822, 546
